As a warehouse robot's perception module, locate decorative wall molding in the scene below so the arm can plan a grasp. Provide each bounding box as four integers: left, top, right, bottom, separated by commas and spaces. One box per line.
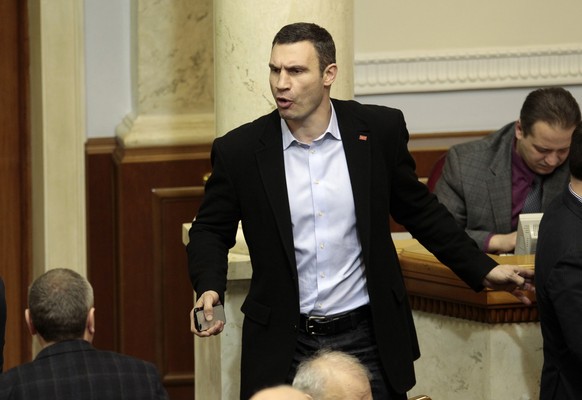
355, 44, 582, 94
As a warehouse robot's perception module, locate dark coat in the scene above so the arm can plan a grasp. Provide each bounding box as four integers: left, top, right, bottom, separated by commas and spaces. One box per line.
188, 99, 497, 399
535, 187, 582, 399
0, 339, 168, 399
0, 277, 5, 372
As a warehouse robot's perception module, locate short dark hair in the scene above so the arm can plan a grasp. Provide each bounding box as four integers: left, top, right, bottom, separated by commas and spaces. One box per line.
569, 124, 582, 180
28, 268, 94, 342
272, 22, 336, 74
520, 87, 581, 137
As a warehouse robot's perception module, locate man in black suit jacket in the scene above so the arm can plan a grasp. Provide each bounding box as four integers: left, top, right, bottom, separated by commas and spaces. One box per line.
0, 268, 168, 400
187, 22, 534, 400
0, 277, 5, 372
536, 124, 582, 399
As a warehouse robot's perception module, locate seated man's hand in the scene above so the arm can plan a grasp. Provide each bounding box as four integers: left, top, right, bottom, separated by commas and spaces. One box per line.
482, 264, 535, 305
488, 231, 517, 254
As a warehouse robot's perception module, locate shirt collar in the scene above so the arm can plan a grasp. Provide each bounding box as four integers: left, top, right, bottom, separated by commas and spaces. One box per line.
569, 182, 582, 204
281, 101, 340, 149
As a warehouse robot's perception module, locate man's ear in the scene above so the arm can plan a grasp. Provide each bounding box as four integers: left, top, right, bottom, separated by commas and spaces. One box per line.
25, 309, 37, 336
323, 63, 337, 88
515, 119, 524, 140
87, 307, 96, 333
84, 307, 96, 342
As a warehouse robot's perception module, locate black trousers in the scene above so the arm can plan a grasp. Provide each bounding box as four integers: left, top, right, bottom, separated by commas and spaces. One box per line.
286, 315, 407, 400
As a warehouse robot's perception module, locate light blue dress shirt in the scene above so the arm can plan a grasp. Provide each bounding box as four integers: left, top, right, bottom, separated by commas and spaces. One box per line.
282, 103, 370, 316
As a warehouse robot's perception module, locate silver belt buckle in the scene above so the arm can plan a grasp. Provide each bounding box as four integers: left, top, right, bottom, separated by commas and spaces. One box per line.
306, 315, 327, 335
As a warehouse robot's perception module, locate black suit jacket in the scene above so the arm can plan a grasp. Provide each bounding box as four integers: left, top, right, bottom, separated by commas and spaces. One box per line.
0, 277, 5, 372
535, 187, 582, 399
187, 99, 497, 399
0, 339, 168, 399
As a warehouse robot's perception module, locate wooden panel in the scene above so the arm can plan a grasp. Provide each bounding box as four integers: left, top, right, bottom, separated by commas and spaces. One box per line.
86, 138, 119, 352
86, 139, 211, 399
0, 0, 31, 370
152, 187, 206, 400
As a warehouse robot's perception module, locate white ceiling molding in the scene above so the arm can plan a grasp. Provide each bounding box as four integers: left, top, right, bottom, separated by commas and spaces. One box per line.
355, 44, 582, 94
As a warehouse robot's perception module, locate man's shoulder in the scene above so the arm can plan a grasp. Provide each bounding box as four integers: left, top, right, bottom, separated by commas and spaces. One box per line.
332, 98, 403, 118
89, 348, 159, 371
449, 121, 515, 156
221, 109, 279, 138
0, 346, 161, 392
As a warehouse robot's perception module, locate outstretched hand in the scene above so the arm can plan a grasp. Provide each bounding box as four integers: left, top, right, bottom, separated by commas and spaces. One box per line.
482, 264, 535, 305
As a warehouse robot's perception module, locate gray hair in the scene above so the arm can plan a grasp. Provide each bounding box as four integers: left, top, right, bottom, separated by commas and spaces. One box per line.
28, 268, 94, 342
292, 349, 372, 399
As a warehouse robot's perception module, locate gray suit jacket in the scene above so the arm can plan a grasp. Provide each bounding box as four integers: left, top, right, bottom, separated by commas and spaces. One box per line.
434, 122, 569, 250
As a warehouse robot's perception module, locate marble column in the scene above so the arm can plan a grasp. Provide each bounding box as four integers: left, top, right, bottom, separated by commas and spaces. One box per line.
29, 1, 86, 278
194, 2, 355, 399
116, 0, 215, 147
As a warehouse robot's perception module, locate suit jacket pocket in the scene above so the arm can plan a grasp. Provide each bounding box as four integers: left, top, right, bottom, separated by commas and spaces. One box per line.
241, 297, 271, 326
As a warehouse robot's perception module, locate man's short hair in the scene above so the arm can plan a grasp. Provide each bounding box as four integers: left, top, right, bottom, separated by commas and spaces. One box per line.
569, 123, 582, 180
292, 349, 372, 399
28, 268, 94, 342
519, 87, 581, 137
272, 22, 336, 75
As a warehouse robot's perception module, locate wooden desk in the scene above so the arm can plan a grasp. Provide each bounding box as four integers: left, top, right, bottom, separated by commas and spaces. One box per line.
397, 240, 537, 323
398, 240, 542, 400
184, 228, 542, 400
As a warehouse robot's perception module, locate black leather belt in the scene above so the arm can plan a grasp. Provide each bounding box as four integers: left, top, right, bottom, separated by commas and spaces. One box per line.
299, 305, 371, 336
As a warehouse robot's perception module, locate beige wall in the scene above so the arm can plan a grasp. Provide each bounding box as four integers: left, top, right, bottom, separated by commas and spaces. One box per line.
355, 0, 582, 53
354, 1, 582, 97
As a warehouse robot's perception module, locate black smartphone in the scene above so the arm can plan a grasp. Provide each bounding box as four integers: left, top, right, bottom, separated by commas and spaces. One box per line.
194, 304, 226, 331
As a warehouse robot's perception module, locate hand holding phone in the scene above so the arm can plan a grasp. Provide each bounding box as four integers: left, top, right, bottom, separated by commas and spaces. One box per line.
193, 304, 226, 332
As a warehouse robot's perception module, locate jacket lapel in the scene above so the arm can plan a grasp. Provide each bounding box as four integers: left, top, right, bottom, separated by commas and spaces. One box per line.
333, 100, 372, 261
255, 112, 297, 270
487, 131, 514, 231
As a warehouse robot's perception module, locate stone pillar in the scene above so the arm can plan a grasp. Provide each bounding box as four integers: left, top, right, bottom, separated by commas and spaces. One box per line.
28, 0, 87, 357
214, 0, 354, 136
116, 0, 215, 147
29, 0, 86, 278
194, 2, 355, 399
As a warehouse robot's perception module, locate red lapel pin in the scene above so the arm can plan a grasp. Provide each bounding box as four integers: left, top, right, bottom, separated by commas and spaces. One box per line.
358, 134, 368, 141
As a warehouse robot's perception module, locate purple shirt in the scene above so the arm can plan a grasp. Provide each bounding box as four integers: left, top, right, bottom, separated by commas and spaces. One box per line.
511, 140, 538, 229
484, 139, 537, 251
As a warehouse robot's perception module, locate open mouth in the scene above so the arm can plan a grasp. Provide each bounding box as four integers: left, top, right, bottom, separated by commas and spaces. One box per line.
276, 97, 293, 109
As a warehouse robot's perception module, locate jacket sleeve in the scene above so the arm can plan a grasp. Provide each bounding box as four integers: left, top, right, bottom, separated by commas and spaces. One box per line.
386, 110, 497, 290
186, 138, 240, 303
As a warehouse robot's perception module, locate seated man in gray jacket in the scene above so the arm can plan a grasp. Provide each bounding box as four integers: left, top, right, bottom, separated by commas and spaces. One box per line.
435, 87, 580, 253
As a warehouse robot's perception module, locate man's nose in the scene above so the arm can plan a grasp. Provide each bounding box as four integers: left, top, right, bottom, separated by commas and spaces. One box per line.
545, 152, 561, 166
276, 71, 290, 89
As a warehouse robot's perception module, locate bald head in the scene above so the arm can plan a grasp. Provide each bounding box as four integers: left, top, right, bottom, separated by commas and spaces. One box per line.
292, 350, 372, 400
250, 385, 311, 400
